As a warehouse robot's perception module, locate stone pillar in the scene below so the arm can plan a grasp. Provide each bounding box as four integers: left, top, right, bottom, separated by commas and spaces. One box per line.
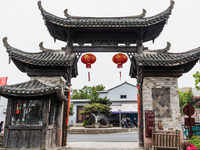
57, 101, 64, 147
142, 77, 182, 149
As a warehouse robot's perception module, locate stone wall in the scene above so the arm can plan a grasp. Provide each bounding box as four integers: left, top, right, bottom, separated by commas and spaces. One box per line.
142, 77, 181, 130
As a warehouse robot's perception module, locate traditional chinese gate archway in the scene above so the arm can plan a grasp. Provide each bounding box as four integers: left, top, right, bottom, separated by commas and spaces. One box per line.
2, 1, 200, 149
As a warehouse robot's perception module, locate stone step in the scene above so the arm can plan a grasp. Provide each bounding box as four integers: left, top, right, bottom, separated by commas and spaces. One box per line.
60, 148, 144, 150
69, 129, 85, 134
73, 123, 83, 127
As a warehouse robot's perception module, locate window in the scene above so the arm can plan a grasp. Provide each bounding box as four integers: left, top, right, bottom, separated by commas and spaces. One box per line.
120, 95, 127, 99
11, 100, 43, 125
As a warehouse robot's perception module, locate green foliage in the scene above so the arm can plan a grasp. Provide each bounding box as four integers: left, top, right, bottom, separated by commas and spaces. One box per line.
80, 103, 111, 116
87, 117, 95, 125
71, 84, 112, 117
69, 103, 74, 116
193, 71, 200, 90
89, 96, 112, 106
82, 120, 88, 127
71, 85, 105, 100
179, 89, 194, 115
187, 136, 200, 148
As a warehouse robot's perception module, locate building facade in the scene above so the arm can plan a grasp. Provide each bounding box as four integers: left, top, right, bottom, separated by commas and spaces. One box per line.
70, 82, 138, 126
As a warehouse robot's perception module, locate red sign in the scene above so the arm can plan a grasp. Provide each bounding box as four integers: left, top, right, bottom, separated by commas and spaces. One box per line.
183, 104, 195, 116
145, 110, 155, 137
0, 77, 8, 85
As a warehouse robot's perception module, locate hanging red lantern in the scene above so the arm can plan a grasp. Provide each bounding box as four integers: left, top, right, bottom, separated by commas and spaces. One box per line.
112, 53, 128, 68
15, 101, 20, 114
113, 53, 128, 81
81, 53, 96, 81
81, 53, 96, 68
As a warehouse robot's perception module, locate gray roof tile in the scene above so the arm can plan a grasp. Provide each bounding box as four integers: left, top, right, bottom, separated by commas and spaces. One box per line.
3, 37, 76, 66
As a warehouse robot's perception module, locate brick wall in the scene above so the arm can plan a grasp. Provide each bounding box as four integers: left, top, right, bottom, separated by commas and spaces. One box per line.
143, 77, 181, 130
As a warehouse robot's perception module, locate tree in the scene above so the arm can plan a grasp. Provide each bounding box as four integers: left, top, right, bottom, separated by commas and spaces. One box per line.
71, 84, 105, 100
71, 84, 112, 116
179, 89, 194, 115
69, 103, 74, 116
193, 96, 200, 109
193, 71, 200, 90
80, 96, 112, 116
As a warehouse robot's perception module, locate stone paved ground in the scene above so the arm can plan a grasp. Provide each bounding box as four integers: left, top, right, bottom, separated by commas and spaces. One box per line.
47, 142, 145, 150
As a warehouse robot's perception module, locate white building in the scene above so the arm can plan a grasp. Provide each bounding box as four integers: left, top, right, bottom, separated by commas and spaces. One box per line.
0, 96, 8, 123
70, 82, 138, 126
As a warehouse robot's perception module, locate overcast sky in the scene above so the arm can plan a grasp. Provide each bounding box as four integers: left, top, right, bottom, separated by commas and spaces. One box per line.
0, 0, 200, 90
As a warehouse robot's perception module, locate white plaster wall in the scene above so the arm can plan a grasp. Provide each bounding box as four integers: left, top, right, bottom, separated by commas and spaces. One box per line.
0, 96, 8, 123
71, 102, 88, 124
99, 83, 137, 101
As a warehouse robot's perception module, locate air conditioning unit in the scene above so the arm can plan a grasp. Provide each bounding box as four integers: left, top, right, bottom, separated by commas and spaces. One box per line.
3, 109, 6, 114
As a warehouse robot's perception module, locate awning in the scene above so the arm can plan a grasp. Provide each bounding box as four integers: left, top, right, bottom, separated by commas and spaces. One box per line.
111, 104, 138, 114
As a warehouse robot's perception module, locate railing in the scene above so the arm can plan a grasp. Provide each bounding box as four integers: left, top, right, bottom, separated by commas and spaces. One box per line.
181, 124, 200, 140
152, 129, 181, 150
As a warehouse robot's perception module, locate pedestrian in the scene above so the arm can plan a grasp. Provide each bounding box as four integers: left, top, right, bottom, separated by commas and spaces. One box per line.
121, 118, 125, 128
133, 118, 138, 127
124, 118, 128, 127
0, 121, 4, 133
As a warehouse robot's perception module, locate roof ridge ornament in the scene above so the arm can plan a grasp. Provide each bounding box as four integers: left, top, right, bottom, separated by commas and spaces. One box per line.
64, 9, 146, 19
39, 42, 61, 51
148, 42, 171, 53
2, 37, 11, 49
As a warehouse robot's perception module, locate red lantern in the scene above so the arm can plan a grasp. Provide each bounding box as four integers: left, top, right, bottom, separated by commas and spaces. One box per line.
81, 53, 96, 68
112, 53, 128, 68
81, 53, 96, 81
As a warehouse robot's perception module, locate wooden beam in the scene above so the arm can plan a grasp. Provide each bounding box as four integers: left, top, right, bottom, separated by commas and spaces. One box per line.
72, 46, 143, 53
2, 99, 12, 148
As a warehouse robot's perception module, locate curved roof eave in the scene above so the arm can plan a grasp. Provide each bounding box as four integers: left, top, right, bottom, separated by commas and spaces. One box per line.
133, 44, 200, 67
38, 0, 174, 28
2, 37, 76, 67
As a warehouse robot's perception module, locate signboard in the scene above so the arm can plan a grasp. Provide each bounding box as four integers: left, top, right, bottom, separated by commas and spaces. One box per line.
145, 110, 155, 137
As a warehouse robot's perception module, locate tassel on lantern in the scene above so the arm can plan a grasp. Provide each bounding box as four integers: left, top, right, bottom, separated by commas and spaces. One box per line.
112, 53, 128, 81
119, 71, 121, 81
88, 71, 90, 81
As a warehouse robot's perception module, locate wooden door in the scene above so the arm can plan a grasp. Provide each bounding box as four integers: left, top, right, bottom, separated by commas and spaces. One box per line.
76, 106, 85, 123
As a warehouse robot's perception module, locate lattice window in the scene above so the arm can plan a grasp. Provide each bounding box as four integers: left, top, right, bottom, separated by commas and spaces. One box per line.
11, 100, 43, 125
152, 88, 171, 118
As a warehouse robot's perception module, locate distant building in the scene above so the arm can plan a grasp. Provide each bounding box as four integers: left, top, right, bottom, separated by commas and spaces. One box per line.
70, 82, 138, 126
0, 96, 8, 123
179, 87, 200, 96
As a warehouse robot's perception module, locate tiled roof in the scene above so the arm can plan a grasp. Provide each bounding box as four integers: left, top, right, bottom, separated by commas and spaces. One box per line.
132, 43, 200, 66
3, 37, 76, 66
38, 1, 174, 28
0, 79, 60, 97
0, 80, 56, 95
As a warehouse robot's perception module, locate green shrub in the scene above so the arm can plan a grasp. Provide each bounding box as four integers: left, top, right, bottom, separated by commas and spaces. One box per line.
187, 136, 200, 148
82, 120, 88, 127
87, 117, 95, 125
